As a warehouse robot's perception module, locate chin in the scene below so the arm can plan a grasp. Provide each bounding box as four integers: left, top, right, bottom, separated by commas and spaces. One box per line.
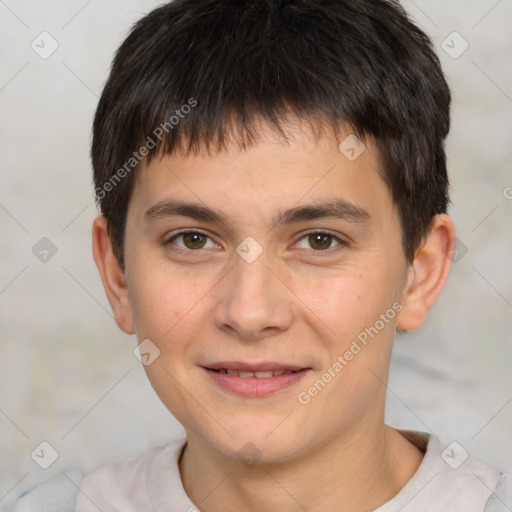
200, 416, 310, 466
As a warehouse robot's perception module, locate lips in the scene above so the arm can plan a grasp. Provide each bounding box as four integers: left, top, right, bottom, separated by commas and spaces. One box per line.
201, 361, 311, 397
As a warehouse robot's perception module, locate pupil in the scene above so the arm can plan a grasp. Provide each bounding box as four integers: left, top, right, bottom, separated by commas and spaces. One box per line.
309, 233, 331, 250
185, 233, 206, 249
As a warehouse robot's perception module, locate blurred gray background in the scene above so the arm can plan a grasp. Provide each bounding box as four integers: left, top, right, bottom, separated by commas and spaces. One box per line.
0, 0, 511, 506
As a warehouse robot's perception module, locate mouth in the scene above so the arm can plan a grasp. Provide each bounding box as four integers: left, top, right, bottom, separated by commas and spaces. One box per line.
206, 368, 301, 378
201, 362, 311, 397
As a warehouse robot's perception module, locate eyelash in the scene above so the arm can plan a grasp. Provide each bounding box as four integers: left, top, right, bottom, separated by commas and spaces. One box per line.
164, 229, 348, 255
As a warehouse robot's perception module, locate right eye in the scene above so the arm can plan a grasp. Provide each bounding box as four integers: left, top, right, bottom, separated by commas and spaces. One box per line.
165, 231, 219, 251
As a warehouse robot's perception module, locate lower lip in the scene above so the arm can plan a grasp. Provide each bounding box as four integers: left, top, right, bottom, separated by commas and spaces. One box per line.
202, 367, 310, 397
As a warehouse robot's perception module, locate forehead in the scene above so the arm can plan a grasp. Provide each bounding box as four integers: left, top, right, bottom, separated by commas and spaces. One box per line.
128, 119, 394, 226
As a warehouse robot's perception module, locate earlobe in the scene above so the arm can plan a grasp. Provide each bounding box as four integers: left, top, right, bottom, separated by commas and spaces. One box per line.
396, 214, 456, 331
91, 215, 135, 334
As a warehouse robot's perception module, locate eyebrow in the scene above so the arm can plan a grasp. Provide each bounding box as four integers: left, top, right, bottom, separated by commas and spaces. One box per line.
143, 198, 371, 229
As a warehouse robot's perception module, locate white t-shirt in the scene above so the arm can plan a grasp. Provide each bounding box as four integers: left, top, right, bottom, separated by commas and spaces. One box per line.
74, 429, 504, 511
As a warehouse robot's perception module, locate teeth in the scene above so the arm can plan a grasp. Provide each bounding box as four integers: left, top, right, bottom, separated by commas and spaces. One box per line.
214, 369, 296, 378
254, 371, 273, 378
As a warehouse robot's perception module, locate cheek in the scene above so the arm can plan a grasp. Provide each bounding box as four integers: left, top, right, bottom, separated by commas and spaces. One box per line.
295, 266, 391, 335
127, 272, 194, 344
128, 272, 208, 413
297, 263, 402, 381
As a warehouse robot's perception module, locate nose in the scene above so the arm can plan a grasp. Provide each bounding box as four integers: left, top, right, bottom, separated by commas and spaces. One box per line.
213, 246, 294, 341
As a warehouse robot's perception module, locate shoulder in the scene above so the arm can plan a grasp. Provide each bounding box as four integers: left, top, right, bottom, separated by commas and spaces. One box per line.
6, 469, 83, 512
74, 438, 187, 512
388, 429, 505, 512
484, 472, 512, 512
7, 438, 188, 512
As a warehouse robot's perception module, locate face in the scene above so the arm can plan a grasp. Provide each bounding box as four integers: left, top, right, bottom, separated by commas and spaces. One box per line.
120, 121, 412, 463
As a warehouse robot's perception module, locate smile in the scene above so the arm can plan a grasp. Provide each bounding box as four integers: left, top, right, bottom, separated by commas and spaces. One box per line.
202, 364, 311, 397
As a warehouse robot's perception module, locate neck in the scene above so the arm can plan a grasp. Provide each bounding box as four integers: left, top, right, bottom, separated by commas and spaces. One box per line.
179, 419, 424, 512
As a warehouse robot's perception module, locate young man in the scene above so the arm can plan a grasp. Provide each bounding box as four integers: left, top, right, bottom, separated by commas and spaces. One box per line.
68, 0, 510, 510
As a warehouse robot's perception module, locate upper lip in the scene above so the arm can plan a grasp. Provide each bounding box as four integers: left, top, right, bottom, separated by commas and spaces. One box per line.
202, 361, 309, 372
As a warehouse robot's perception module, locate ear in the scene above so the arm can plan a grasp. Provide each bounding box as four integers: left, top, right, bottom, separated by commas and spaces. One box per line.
92, 215, 135, 334
396, 214, 456, 331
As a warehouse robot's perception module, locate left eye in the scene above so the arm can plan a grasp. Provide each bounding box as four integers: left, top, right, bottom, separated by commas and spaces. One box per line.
167, 231, 218, 250
296, 232, 342, 251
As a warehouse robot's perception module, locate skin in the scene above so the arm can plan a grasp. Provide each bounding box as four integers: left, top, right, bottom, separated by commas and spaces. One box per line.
93, 119, 456, 512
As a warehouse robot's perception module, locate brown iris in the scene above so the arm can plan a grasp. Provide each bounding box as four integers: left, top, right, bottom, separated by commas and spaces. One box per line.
182, 232, 207, 249
308, 233, 333, 250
